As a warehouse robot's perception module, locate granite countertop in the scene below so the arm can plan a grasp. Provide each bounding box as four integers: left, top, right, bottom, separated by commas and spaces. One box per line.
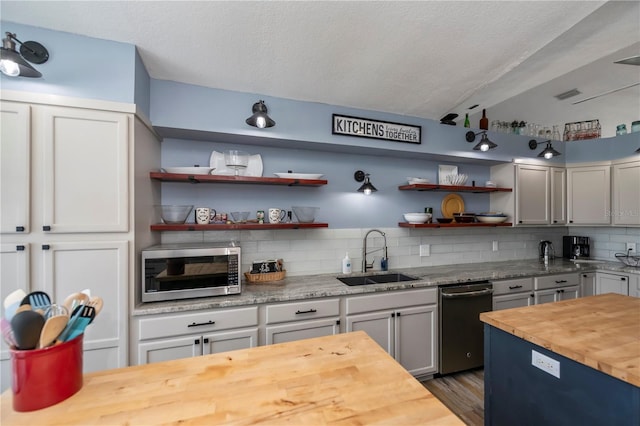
134, 259, 639, 316
480, 293, 640, 387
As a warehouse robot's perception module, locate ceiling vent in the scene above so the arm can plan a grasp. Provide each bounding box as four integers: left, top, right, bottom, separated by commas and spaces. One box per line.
614, 55, 640, 66
554, 88, 581, 100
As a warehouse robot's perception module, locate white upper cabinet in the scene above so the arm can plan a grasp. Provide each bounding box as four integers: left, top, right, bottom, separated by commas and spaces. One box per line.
567, 164, 611, 225
0, 101, 31, 233
611, 159, 640, 226
550, 167, 567, 225
516, 164, 550, 225
37, 106, 130, 233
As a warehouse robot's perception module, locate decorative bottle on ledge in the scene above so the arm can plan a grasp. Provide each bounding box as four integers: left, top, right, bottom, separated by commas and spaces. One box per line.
464, 113, 470, 128
479, 109, 488, 130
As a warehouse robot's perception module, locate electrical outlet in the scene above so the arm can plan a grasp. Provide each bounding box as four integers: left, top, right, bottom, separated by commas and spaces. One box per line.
419, 244, 430, 257
532, 350, 560, 378
492, 241, 499, 252
627, 242, 636, 253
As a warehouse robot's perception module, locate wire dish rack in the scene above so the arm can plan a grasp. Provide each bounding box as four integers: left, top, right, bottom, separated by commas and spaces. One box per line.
615, 252, 640, 268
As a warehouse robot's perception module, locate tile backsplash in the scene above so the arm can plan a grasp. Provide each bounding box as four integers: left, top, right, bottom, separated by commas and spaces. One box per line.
154, 226, 640, 277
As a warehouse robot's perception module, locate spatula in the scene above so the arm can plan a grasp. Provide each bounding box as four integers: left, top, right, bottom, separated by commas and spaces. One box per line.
20, 291, 51, 311
3, 289, 26, 320
39, 314, 68, 348
63, 292, 90, 313
87, 296, 103, 323
57, 305, 95, 343
11, 310, 45, 350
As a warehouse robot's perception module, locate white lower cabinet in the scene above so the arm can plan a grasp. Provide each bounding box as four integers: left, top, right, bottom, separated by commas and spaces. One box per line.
580, 272, 596, 297
344, 288, 437, 377
534, 273, 580, 304
134, 306, 259, 365
595, 272, 630, 296
491, 277, 534, 311
265, 298, 340, 345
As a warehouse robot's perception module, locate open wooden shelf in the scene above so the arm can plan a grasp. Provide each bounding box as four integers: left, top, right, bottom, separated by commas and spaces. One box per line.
398, 183, 512, 193
398, 222, 512, 228
151, 222, 329, 231
150, 172, 327, 186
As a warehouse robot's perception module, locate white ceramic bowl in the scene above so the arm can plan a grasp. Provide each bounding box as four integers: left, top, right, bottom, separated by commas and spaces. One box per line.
292, 206, 319, 223
476, 215, 508, 223
407, 177, 430, 184
162, 167, 214, 175
403, 212, 432, 224
157, 205, 193, 224
274, 173, 324, 179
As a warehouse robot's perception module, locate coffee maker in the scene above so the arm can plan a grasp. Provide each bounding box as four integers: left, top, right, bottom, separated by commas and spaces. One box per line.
563, 236, 590, 260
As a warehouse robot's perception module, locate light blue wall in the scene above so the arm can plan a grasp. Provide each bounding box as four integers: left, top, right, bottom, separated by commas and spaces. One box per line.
134, 48, 151, 117
0, 21, 138, 103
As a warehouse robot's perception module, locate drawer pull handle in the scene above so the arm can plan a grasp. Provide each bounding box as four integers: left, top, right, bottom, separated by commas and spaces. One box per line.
295, 309, 317, 315
187, 320, 215, 328
508, 285, 523, 289
555, 280, 567, 284
16, 226, 25, 232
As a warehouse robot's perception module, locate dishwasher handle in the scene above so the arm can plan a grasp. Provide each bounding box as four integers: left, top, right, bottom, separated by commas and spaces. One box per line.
441, 288, 494, 298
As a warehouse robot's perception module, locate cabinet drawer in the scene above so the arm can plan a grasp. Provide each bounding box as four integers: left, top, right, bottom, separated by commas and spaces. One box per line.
345, 288, 437, 315
139, 306, 258, 340
265, 298, 339, 324
492, 278, 533, 295
535, 273, 579, 290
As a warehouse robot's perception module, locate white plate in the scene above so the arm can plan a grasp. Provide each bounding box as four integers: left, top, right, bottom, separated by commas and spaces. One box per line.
162, 167, 213, 175
274, 173, 323, 180
407, 177, 429, 184
209, 151, 263, 176
438, 165, 458, 184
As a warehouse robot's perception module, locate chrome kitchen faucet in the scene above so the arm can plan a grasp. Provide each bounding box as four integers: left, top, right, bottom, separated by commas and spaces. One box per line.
362, 229, 387, 272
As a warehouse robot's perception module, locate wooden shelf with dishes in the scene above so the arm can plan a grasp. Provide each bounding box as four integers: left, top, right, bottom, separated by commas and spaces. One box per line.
151, 222, 329, 231
398, 222, 512, 228
150, 172, 327, 186
398, 183, 512, 193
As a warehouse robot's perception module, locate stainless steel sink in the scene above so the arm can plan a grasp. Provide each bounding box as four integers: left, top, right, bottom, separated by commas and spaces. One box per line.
338, 273, 418, 286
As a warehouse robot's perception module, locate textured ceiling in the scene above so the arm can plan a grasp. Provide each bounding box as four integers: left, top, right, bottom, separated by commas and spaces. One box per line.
1, 1, 637, 125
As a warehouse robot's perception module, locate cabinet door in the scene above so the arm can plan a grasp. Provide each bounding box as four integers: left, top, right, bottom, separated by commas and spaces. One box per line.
41, 241, 128, 372
557, 285, 580, 301
596, 273, 629, 296
0, 244, 30, 392
516, 164, 550, 225
0, 101, 30, 234
265, 318, 340, 345
493, 292, 534, 311
567, 166, 611, 225
612, 161, 640, 226
38, 106, 129, 233
395, 305, 437, 376
580, 273, 596, 297
202, 328, 258, 355
534, 289, 557, 305
550, 167, 566, 225
138, 335, 202, 365
345, 310, 394, 355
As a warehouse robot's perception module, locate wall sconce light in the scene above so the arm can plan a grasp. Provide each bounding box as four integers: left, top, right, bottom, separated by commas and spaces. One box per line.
245, 100, 275, 128
354, 170, 377, 195
529, 139, 562, 159
466, 131, 497, 151
0, 32, 49, 78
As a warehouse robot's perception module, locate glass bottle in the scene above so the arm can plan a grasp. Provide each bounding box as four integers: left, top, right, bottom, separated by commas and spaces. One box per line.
464, 113, 470, 128
479, 109, 488, 130
551, 125, 561, 141
616, 124, 627, 136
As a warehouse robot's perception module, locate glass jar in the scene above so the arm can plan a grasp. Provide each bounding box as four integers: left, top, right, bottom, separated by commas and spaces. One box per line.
616, 124, 627, 136
631, 121, 640, 133
551, 125, 561, 141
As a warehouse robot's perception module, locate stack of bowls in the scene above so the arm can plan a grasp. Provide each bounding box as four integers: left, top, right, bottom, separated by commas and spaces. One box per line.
403, 212, 432, 224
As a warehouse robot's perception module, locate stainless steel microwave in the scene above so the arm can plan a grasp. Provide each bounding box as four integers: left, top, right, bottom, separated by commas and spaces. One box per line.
141, 242, 241, 302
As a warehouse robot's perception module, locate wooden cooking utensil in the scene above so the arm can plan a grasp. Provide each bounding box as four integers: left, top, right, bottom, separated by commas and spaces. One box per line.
87, 296, 103, 323
39, 315, 69, 348
63, 292, 90, 313
15, 304, 32, 314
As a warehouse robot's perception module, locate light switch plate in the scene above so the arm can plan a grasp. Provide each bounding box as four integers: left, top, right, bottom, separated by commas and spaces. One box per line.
532, 350, 560, 378
627, 242, 636, 253
419, 244, 430, 257
492, 241, 499, 251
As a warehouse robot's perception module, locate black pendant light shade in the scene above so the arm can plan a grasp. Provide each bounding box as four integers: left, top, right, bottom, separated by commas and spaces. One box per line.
245, 100, 275, 128
529, 139, 561, 159
355, 170, 377, 195
0, 32, 49, 78
466, 131, 497, 152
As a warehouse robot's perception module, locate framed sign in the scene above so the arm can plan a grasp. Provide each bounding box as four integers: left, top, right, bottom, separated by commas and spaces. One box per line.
332, 114, 421, 144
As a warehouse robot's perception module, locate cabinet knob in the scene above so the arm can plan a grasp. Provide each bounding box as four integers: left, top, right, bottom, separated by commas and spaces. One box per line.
621, 277, 626, 281
203, 338, 209, 344
16, 245, 25, 251
16, 226, 25, 232
569, 220, 574, 224
42, 244, 50, 250
43, 225, 51, 231
194, 339, 200, 345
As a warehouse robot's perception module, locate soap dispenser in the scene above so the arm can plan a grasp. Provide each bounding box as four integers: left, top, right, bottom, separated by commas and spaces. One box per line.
342, 252, 352, 274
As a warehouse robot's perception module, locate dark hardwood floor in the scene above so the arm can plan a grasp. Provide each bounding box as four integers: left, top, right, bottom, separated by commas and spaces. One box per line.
421, 368, 484, 426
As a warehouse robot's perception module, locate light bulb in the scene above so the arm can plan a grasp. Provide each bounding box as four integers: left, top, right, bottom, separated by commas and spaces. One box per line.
0, 59, 20, 77
480, 143, 489, 152
256, 116, 266, 128
544, 151, 553, 159
364, 188, 372, 195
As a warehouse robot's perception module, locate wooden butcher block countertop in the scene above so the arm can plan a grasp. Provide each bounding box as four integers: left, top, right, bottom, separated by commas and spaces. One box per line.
1, 331, 462, 425
480, 293, 640, 387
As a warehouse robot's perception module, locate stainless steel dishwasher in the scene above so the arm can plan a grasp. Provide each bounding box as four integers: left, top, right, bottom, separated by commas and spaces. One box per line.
439, 281, 493, 375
